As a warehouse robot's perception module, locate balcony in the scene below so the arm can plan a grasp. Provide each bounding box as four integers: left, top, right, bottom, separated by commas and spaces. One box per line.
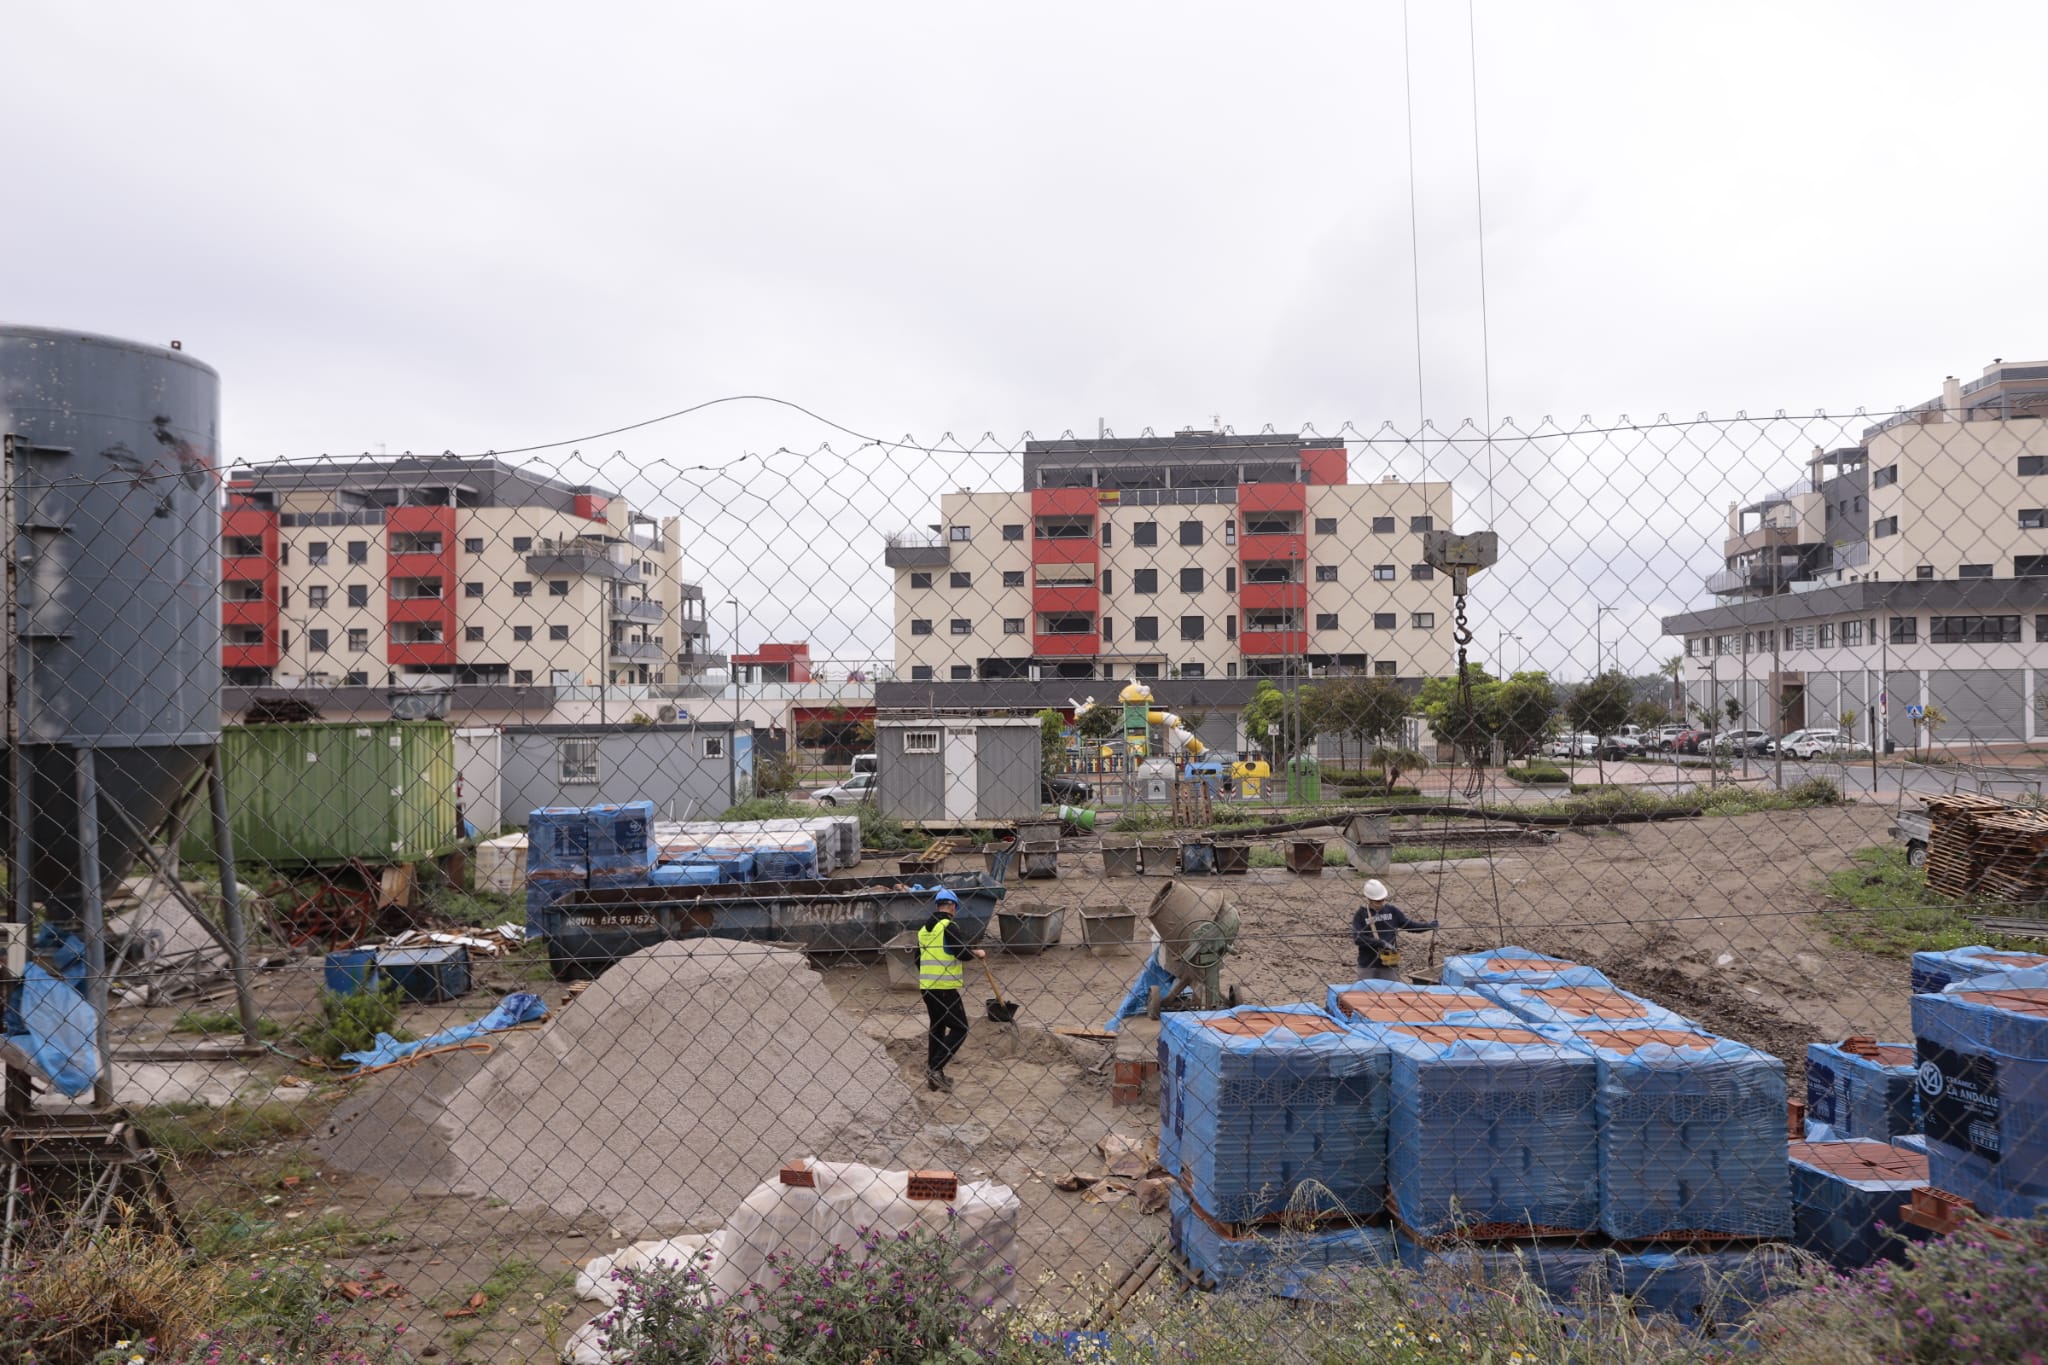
526, 537, 640, 580
1238, 532, 1306, 562
1240, 581, 1308, 610
1241, 629, 1309, 655
221, 600, 272, 628
1034, 632, 1100, 657
884, 532, 951, 568
672, 651, 728, 674
610, 596, 665, 623
609, 639, 666, 662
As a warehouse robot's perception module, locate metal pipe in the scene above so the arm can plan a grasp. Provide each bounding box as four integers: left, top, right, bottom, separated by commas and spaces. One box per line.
72, 746, 113, 1110
204, 748, 261, 1045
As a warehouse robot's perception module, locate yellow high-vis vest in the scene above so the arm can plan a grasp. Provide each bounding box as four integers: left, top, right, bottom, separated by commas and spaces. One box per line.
917, 921, 963, 991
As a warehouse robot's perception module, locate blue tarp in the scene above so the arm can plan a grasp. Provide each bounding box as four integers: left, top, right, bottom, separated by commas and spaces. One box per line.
1439, 946, 1611, 991
1394, 1231, 1611, 1305
1102, 950, 1177, 1033
1552, 1025, 1790, 1241
1476, 969, 1694, 1032
1912, 966, 2048, 1218
1169, 1185, 1396, 1293
1788, 1139, 1929, 1272
1362, 1022, 1600, 1237
1909, 945, 2048, 995
1610, 1247, 1799, 1332
1158, 1004, 1389, 1222
342, 991, 549, 1071
1322, 979, 1521, 1029
1804, 1041, 1919, 1143
6, 963, 99, 1098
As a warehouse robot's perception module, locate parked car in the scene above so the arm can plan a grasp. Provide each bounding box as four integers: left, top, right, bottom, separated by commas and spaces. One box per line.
1785, 730, 1860, 760
1594, 734, 1642, 760
1665, 727, 1709, 754
1649, 725, 1690, 752
1707, 728, 1772, 755
1043, 775, 1095, 804
1764, 727, 1829, 757
1549, 732, 1599, 758
812, 772, 877, 806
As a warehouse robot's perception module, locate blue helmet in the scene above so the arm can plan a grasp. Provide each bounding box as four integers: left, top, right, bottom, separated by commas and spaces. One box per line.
933, 888, 959, 909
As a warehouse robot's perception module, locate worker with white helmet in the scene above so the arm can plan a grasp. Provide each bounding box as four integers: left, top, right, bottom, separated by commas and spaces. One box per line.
1350, 879, 1437, 982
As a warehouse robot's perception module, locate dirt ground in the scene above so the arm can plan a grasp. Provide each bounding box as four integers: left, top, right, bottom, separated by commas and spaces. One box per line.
79, 801, 1915, 1363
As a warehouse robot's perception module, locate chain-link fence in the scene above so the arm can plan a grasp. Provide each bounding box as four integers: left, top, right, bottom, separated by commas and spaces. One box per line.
4, 330, 2047, 1363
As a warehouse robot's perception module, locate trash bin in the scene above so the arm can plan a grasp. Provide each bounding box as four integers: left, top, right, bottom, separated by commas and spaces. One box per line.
1213, 841, 1251, 875
1286, 755, 1323, 804
1100, 841, 1142, 878
999, 906, 1064, 955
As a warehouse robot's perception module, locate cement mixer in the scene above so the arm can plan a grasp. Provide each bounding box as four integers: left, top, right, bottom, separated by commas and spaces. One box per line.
1141, 879, 1242, 1018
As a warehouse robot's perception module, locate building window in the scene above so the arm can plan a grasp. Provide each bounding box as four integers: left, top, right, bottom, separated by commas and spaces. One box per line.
1307, 612, 1333, 631
1874, 516, 1899, 537
1101, 616, 1114, 642
1889, 617, 1916, 644
1314, 516, 1338, 534
1931, 614, 2021, 644
308, 541, 330, 565
691, 735, 722, 761
949, 525, 971, 542
465, 625, 485, 642
1223, 520, 1236, 546
1410, 515, 1434, 533
346, 584, 369, 608
1221, 566, 1234, 591
1134, 521, 1158, 547
347, 628, 368, 652
1002, 523, 1023, 541
1181, 663, 1206, 679
308, 629, 329, 652
911, 619, 933, 636
511, 536, 532, 553
1370, 516, 1394, 533
2019, 455, 2047, 476
1411, 564, 1434, 581
1225, 613, 1236, 639
1412, 612, 1434, 629
1179, 520, 1204, 546
910, 571, 932, 589
513, 625, 533, 642
1002, 570, 1024, 588
348, 540, 369, 564
1873, 464, 1899, 488
337, 670, 365, 686
1040, 613, 1092, 635
950, 618, 972, 635
1134, 568, 1159, 593
950, 571, 972, 589
547, 625, 568, 641
904, 729, 941, 754
278, 630, 290, 652
950, 665, 972, 680
464, 581, 484, 598
1003, 618, 1025, 634
1102, 523, 1113, 547
1180, 567, 1204, 593
1134, 662, 1161, 680
513, 669, 533, 684
1374, 612, 1396, 630
463, 537, 484, 554
2039, 615, 2048, 642
307, 585, 329, 608
1315, 565, 1338, 583
1916, 565, 1935, 580
1099, 569, 1114, 594
513, 581, 533, 597
1374, 564, 1395, 581
1180, 615, 1205, 641
1818, 623, 1835, 647
2018, 555, 2048, 577
549, 580, 570, 595
2022, 509, 2048, 529
910, 665, 934, 680
1134, 616, 1159, 642
1842, 619, 1864, 646
555, 738, 600, 784
1375, 660, 1398, 676
1959, 564, 1993, 578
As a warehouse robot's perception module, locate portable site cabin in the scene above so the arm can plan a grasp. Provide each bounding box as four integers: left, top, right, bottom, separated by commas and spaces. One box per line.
875, 717, 1041, 822
499, 723, 741, 825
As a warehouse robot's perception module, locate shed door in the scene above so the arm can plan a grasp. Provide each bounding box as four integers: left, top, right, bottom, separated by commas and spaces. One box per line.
944, 727, 977, 819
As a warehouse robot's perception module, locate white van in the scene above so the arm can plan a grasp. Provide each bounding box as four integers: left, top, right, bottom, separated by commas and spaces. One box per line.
851, 752, 878, 776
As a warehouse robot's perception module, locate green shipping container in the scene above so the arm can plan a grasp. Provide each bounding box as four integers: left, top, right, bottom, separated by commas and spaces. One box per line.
183, 721, 460, 866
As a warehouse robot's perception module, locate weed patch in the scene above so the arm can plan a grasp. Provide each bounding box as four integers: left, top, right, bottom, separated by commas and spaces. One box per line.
171, 1010, 283, 1039
137, 1099, 317, 1158
1818, 845, 2028, 957
298, 982, 410, 1064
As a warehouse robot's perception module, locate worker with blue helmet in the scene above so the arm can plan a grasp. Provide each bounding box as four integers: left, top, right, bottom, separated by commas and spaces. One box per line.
917, 886, 984, 1092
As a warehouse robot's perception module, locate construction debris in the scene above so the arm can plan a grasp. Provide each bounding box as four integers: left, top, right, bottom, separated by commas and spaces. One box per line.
1924, 794, 2048, 902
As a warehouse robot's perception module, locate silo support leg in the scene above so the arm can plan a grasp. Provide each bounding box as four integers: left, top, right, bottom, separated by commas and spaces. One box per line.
72, 747, 113, 1110
205, 750, 259, 1048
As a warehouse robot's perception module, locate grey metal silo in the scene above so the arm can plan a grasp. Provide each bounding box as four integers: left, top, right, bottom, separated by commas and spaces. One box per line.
1, 326, 222, 921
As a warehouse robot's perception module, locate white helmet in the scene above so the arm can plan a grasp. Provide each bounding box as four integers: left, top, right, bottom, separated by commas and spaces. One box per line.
1361, 879, 1389, 902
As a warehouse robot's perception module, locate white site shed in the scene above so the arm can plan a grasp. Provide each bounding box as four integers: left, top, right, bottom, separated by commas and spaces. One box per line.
875, 716, 1042, 822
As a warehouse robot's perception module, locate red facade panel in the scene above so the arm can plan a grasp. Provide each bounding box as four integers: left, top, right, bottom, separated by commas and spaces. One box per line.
1239, 582, 1308, 611
1031, 487, 1100, 518
573, 493, 611, 521
1032, 585, 1100, 615
1299, 447, 1348, 485
1240, 630, 1309, 656
1237, 482, 1308, 513
386, 507, 458, 666
220, 508, 279, 669
388, 640, 458, 668
1032, 536, 1098, 566
1237, 533, 1307, 563
1034, 633, 1101, 657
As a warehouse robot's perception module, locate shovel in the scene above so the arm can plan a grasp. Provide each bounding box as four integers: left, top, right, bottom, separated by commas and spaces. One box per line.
983, 958, 1020, 1023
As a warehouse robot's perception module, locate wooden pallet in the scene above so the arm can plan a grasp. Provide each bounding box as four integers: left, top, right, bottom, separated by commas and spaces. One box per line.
897, 838, 959, 873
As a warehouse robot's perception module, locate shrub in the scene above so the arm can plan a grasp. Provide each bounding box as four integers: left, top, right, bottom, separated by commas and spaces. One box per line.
298, 982, 409, 1064
719, 796, 812, 822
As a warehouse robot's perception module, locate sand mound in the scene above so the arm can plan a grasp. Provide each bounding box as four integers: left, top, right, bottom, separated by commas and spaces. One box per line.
315, 940, 916, 1228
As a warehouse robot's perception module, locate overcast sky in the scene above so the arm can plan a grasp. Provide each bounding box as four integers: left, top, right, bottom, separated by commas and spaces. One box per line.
8, 1, 2044, 676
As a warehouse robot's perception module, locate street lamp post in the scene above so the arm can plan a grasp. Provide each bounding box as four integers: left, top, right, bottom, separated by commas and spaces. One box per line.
1594, 605, 1619, 680
726, 597, 740, 777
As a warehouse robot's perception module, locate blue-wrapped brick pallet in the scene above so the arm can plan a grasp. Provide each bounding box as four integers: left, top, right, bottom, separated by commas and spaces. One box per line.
1909, 945, 2048, 995
1911, 968, 2048, 1218
1804, 1040, 1919, 1142
1394, 1230, 1611, 1305
1477, 971, 1694, 1031
1170, 1186, 1396, 1294
1323, 979, 1522, 1029
1554, 1025, 1790, 1242
1788, 1139, 1929, 1271
525, 867, 587, 937
1367, 1023, 1599, 1237
1611, 1246, 1799, 1333
1158, 1005, 1389, 1223
527, 807, 595, 874
1440, 946, 1612, 990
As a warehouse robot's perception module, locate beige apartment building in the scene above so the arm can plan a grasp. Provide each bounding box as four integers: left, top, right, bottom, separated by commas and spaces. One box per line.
1664, 359, 2048, 748
878, 433, 1455, 748
222, 457, 717, 716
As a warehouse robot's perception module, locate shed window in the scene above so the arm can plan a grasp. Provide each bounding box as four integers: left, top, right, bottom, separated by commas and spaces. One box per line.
703, 736, 727, 759
559, 739, 599, 785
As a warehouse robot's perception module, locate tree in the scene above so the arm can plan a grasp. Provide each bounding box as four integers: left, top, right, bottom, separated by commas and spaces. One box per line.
1416, 667, 1558, 771
1037, 708, 1067, 776
1915, 703, 1947, 759
1628, 699, 1673, 732
1493, 674, 1561, 759
1567, 671, 1634, 783
1241, 680, 1319, 762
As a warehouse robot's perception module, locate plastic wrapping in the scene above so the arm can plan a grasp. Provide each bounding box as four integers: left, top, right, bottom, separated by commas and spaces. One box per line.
524, 867, 587, 937
1787, 1139, 1928, 1271
1439, 946, 1611, 990
1909, 945, 2048, 995
708, 831, 819, 882
1610, 1246, 1799, 1332
1103, 949, 1176, 1032
1804, 1041, 1919, 1143
1365, 1023, 1599, 1237
527, 806, 594, 875
653, 817, 859, 876
1394, 1231, 1610, 1304
1158, 1004, 1389, 1222
1322, 979, 1521, 1029
1553, 1025, 1789, 1241
4, 963, 100, 1098
1476, 971, 1694, 1031
341, 991, 548, 1071
1169, 1185, 1395, 1293
1911, 968, 2048, 1218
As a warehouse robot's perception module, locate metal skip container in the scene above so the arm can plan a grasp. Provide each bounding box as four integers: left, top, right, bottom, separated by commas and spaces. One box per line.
1, 328, 222, 915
